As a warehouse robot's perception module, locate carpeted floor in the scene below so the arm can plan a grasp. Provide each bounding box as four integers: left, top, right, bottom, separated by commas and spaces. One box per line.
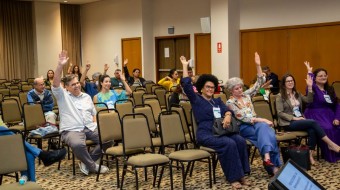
2, 148, 340, 190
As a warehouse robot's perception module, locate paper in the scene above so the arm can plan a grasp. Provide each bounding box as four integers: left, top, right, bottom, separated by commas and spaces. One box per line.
164, 48, 170, 58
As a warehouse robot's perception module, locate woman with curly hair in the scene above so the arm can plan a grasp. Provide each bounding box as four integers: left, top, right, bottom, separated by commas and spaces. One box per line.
180, 56, 250, 189
226, 52, 281, 177
68, 63, 82, 81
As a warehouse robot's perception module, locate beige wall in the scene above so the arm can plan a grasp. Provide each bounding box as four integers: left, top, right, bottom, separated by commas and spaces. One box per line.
240, 0, 340, 29
33, 1, 62, 78
80, 0, 143, 77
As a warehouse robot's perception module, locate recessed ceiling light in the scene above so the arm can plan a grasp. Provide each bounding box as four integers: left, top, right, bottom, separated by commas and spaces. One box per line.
64, 1, 68, 2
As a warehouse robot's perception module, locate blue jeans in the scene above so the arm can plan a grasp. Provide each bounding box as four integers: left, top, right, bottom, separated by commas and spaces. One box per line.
239, 122, 281, 167
0, 126, 41, 181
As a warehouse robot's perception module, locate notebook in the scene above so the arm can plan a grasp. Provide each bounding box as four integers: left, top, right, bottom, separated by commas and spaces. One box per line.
268, 159, 325, 190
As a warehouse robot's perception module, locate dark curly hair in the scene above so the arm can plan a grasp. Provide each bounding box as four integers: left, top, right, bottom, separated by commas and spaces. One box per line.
313, 68, 337, 102
195, 74, 219, 94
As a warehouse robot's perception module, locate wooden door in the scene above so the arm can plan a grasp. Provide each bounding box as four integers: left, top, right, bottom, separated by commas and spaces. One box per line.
155, 35, 190, 81
195, 33, 211, 75
121, 37, 142, 76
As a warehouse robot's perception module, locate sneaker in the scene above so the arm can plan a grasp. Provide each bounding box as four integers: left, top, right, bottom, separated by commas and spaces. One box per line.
39, 148, 67, 166
95, 163, 109, 174
78, 162, 89, 175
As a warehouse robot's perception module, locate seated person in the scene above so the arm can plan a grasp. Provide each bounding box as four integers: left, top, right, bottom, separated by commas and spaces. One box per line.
226, 52, 281, 176
52, 51, 109, 175
27, 77, 57, 124
80, 63, 108, 99
0, 118, 66, 182
110, 69, 125, 89
262, 66, 279, 93
123, 59, 146, 87
276, 73, 340, 165
158, 68, 180, 91
93, 74, 132, 109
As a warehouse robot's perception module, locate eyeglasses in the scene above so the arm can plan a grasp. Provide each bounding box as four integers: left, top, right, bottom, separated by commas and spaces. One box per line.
285, 80, 294, 83
204, 85, 215, 90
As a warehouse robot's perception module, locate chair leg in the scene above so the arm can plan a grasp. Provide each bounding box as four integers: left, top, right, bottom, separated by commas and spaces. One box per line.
134, 168, 139, 190
120, 164, 127, 190
212, 154, 218, 184
0, 174, 2, 185
72, 153, 75, 175
184, 162, 191, 179
180, 162, 186, 189
189, 161, 195, 177
96, 155, 103, 181
144, 167, 148, 181
251, 147, 257, 164
169, 162, 174, 190
115, 158, 120, 188
208, 157, 212, 188
157, 166, 165, 188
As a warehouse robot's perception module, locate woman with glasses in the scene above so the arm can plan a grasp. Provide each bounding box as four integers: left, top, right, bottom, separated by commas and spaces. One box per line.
226, 52, 281, 177
303, 62, 340, 162
276, 73, 340, 164
180, 57, 251, 189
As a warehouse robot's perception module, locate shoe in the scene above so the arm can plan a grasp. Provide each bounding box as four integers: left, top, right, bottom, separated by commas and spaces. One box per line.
263, 159, 274, 167
78, 162, 89, 175
230, 181, 242, 189
39, 148, 66, 166
263, 160, 274, 177
95, 163, 109, 174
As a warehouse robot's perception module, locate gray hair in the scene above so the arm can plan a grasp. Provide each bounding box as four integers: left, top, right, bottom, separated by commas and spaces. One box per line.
92, 72, 102, 80
225, 77, 244, 91
63, 74, 77, 86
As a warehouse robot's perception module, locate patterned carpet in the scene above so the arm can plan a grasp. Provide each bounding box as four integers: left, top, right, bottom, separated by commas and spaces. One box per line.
2, 147, 340, 190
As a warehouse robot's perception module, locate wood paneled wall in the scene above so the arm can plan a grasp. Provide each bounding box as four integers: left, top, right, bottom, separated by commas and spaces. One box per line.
241, 22, 340, 92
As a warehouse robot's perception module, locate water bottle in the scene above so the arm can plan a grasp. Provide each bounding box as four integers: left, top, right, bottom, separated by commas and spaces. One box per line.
19, 175, 27, 185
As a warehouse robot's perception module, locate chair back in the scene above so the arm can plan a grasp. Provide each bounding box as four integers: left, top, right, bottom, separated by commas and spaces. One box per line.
1, 98, 22, 124
179, 101, 192, 126
252, 100, 273, 122
0, 88, 10, 96
121, 113, 152, 151
94, 102, 109, 113
170, 104, 190, 134
145, 81, 155, 94
21, 84, 33, 92
132, 90, 145, 106
115, 99, 134, 119
97, 109, 119, 144
19, 91, 28, 108
252, 95, 265, 102
143, 97, 162, 123
159, 111, 186, 146
23, 103, 46, 131
332, 81, 340, 100
27, 78, 35, 85
134, 104, 157, 133
213, 93, 227, 104
142, 93, 157, 102
191, 110, 198, 145
0, 130, 27, 174
154, 87, 167, 108
269, 92, 278, 119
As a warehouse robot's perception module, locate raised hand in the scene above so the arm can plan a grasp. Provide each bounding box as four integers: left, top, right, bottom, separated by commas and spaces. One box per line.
120, 72, 126, 81
255, 52, 261, 66
305, 74, 313, 88
304, 61, 313, 73
58, 50, 69, 65
85, 63, 91, 71
165, 76, 172, 80
104, 64, 109, 72
180, 56, 189, 65
123, 59, 128, 66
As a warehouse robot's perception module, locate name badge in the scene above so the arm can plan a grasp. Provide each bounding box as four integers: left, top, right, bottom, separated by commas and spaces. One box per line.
324, 95, 333, 104
106, 101, 114, 109
213, 107, 221, 118
293, 106, 302, 117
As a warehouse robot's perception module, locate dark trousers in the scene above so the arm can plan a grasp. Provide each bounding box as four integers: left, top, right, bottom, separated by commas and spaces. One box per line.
286, 119, 326, 150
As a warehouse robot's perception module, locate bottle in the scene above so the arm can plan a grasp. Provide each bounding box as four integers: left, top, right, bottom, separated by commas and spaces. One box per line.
19, 175, 27, 185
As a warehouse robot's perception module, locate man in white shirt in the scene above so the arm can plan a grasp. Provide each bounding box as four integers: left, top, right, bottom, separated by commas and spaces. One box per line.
52, 50, 109, 175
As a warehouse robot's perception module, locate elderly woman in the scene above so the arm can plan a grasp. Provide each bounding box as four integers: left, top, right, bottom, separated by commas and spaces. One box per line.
180, 56, 250, 189
226, 52, 281, 176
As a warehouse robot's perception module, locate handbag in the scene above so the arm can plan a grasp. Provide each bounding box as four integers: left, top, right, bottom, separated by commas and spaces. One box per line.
281, 145, 311, 170
213, 115, 241, 136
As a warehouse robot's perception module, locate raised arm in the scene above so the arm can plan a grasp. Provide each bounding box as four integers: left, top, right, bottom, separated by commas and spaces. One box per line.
103, 64, 109, 75
53, 50, 69, 88
254, 52, 263, 77
80, 63, 90, 87
119, 72, 132, 95
243, 52, 266, 96
180, 56, 189, 78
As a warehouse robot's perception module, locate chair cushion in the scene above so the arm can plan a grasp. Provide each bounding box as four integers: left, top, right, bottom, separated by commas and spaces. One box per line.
0, 182, 42, 190
290, 131, 308, 137
127, 153, 169, 166
105, 145, 144, 156
276, 132, 297, 141
8, 125, 25, 131
200, 146, 216, 153
169, 149, 211, 161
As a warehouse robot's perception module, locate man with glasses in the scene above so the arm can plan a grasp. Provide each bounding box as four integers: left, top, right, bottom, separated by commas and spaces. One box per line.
110, 68, 125, 89
52, 51, 109, 175
27, 77, 57, 124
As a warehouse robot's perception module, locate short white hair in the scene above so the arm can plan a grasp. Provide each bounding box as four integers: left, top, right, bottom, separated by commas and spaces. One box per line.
225, 77, 244, 91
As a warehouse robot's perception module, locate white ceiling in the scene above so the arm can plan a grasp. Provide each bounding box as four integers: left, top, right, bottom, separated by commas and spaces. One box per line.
28, 0, 101, 5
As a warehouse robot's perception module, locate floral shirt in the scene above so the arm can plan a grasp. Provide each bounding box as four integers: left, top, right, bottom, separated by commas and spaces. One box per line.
226, 75, 265, 123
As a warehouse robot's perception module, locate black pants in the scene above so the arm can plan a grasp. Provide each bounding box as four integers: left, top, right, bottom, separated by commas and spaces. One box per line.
285, 119, 326, 150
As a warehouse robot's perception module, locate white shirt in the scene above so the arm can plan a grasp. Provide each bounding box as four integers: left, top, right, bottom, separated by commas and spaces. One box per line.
52, 86, 97, 132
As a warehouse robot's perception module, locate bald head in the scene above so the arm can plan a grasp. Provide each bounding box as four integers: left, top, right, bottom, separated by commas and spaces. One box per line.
33, 77, 45, 93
